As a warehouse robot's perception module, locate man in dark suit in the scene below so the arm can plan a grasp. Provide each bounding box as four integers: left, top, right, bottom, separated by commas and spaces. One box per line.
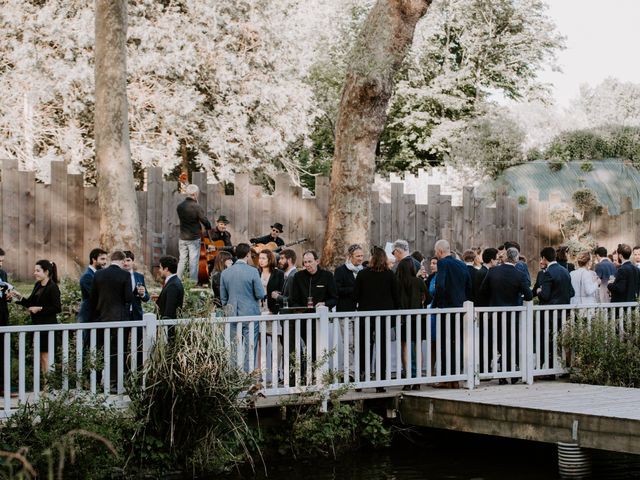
536, 247, 575, 305
535, 247, 574, 375
89, 250, 134, 391
433, 239, 472, 388
479, 248, 533, 384
77, 248, 107, 324
123, 251, 150, 371
608, 243, 640, 302
123, 251, 150, 320
157, 255, 184, 320
474, 248, 498, 307
462, 249, 479, 303
479, 248, 533, 307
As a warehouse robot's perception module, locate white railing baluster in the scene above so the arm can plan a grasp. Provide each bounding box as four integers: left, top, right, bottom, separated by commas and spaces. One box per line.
500, 311, 507, 373
510, 311, 516, 373
259, 321, 267, 381
33, 332, 40, 400
3, 332, 10, 410
416, 314, 422, 379
75, 330, 83, 389
294, 319, 301, 386
464, 301, 475, 389
271, 321, 278, 390
426, 312, 432, 378
365, 316, 371, 382
18, 332, 26, 401
343, 317, 349, 383
283, 319, 290, 387
48, 330, 55, 372
552, 310, 558, 370
131, 326, 138, 373
455, 312, 461, 375
543, 310, 550, 369
90, 329, 96, 394
305, 318, 312, 385
491, 312, 498, 373
103, 328, 111, 395
62, 330, 69, 391
117, 328, 124, 396
394, 315, 400, 381
375, 316, 381, 382
445, 313, 451, 375
435, 313, 442, 377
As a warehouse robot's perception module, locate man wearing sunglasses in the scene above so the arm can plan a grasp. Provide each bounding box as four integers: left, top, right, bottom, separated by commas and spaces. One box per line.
250, 222, 285, 248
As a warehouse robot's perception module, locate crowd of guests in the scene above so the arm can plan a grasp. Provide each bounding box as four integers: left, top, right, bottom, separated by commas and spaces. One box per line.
2, 235, 639, 393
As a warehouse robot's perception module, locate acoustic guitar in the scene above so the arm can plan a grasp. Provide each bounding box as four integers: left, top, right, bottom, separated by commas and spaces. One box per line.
252, 237, 308, 254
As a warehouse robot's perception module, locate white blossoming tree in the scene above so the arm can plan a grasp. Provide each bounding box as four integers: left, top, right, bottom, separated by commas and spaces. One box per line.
0, 0, 320, 184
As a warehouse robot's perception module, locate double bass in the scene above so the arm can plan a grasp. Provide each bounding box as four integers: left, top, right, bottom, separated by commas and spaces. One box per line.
196, 231, 230, 286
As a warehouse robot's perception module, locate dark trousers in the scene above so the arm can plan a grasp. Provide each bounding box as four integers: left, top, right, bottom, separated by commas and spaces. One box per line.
288, 319, 315, 385
358, 317, 388, 381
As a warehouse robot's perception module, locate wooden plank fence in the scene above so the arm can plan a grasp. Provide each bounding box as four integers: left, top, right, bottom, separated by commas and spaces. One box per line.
1, 160, 639, 281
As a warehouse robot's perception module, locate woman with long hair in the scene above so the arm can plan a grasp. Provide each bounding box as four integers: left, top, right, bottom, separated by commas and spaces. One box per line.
11, 260, 61, 373
354, 246, 400, 392
211, 251, 233, 307
397, 258, 427, 390
257, 249, 284, 381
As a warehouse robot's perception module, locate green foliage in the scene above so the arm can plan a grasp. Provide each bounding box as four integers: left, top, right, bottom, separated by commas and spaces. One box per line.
517, 195, 527, 206
559, 313, 640, 387
0, 392, 132, 479
263, 400, 391, 460
448, 108, 526, 178
543, 125, 640, 165
58, 278, 82, 324
128, 320, 255, 474
580, 161, 594, 172
572, 188, 600, 219
547, 158, 565, 172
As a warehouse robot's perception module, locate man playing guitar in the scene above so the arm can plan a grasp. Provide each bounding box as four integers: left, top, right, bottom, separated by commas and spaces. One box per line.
250, 222, 285, 249
210, 215, 233, 247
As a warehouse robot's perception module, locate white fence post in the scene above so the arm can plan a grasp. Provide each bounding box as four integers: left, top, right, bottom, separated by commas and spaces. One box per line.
525, 301, 534, 385
464, 301, 475, 390
316, 306, 330, 393
143, 313, 158, 364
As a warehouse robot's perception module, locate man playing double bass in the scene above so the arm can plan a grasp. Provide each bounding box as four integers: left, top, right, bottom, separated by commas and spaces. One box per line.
250, 222, 285, 249
176, 184, 211, 281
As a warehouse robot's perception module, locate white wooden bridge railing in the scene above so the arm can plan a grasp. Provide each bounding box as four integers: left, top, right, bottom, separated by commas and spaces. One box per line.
1, 301, 638, 417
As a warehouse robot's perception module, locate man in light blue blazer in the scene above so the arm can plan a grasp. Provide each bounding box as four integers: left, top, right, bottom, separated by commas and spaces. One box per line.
220, 243, 265, 371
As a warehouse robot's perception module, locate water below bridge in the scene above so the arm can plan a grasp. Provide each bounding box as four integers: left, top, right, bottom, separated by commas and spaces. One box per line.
221, 430, 640, 480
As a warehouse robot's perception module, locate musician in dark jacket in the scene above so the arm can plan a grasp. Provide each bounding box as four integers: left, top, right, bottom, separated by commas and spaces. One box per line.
250, 222, 285, 248
13, 259, 61, 374
608, 244, 640, 302
176, 184, 212, 281
334, 244, 364, 312
209, 215, 232, 247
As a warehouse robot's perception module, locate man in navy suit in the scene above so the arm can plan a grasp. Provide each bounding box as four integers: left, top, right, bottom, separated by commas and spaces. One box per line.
220, 243, 265, 371
536, 247, 575, 305
123, 251, 150, 371
608, 243, 640, 302
433, 239, 471, 388
123, 251, 150, 320
157, 255, 184, 320
89, 250, 134, 390
77, 248, 107, 323
479, 248, 533, 384
535, 247, 574, 375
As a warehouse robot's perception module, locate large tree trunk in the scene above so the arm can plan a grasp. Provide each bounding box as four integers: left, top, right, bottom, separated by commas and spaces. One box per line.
321, 0, 430, 268
94, 0, 142, 255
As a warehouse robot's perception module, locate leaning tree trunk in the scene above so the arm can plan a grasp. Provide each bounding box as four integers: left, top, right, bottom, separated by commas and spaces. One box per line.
321, 0, 430, 268
95, 0, 142, 255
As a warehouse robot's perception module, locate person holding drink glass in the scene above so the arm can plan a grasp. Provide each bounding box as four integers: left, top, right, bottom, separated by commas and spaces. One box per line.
288, 250, 338, 384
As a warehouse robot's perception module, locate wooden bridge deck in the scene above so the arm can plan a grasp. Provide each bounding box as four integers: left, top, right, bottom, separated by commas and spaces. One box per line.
400, 382, 640, 455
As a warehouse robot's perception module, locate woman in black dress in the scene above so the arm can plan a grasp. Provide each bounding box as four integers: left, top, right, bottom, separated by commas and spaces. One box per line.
354, 247, 400, 392
12, 260, 61, 372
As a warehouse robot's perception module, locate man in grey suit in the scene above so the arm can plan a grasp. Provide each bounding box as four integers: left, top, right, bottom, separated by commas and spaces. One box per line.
220, 243, 265, 371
